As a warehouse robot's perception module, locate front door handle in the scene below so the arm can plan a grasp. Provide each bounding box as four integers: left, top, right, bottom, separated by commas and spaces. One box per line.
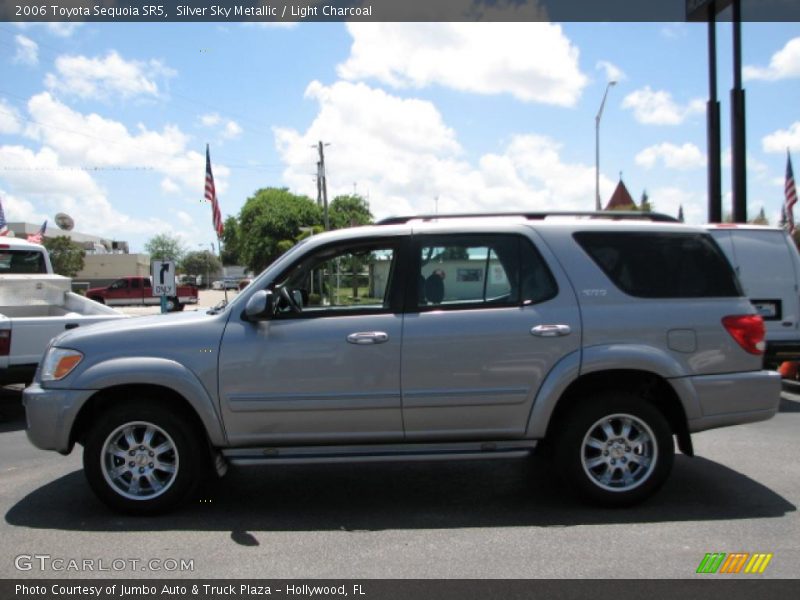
530, 324, 571, 337
347, 331, 389, 345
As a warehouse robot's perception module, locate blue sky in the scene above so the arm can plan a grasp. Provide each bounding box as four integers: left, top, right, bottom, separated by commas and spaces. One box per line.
1, 21, 799, 253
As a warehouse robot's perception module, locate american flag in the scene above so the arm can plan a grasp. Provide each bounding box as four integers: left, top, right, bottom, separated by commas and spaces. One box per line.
205, 144, 224, 237
27, 220, 47, 244
0, 196, 9, 236
787, 151, 798, 235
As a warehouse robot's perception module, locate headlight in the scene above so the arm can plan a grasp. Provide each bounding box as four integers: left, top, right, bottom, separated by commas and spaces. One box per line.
41, 348, 84, 381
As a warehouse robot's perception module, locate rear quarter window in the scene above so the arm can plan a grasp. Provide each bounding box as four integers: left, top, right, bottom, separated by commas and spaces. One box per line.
574, 232, 741, 298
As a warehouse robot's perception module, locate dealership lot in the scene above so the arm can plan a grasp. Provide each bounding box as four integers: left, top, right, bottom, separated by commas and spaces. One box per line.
0, 381, 798, 579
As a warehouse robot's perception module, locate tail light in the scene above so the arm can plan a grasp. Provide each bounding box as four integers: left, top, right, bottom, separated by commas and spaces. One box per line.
722, 315, 765, 355
0, 330, 10, 356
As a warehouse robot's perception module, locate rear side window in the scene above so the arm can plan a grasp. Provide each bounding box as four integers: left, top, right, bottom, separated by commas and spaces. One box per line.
413, 234, 557, 309
574, 232, 741, 298
0, 250, 47, 274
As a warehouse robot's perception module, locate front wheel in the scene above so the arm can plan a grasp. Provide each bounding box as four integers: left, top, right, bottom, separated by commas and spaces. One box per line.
83, 402, 205, 514
552, 392, 674, 507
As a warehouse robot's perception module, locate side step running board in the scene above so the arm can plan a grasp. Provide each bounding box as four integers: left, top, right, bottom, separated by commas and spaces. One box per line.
221, 440, 537, 466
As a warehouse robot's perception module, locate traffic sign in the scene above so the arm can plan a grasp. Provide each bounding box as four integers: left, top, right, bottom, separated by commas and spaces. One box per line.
151, 259, 176, 297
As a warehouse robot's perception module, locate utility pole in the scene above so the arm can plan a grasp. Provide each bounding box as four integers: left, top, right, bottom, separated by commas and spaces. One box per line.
706, 0, 723, 223
595, 81, 617, 211
730, 0, 747, 223
317, 141, 330, 230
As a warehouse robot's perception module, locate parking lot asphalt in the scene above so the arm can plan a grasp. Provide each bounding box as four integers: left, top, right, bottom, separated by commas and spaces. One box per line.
1, 385, 798, 580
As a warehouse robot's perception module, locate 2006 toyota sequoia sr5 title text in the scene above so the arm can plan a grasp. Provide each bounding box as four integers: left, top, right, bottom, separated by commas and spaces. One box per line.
24, 213, 781, 513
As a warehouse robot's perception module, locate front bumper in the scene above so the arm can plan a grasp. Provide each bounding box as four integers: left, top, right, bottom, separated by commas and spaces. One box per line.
686, 369, 781, 433
22, 383, 95, 454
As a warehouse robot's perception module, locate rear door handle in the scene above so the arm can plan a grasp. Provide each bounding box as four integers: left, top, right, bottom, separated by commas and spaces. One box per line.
347, 331, 389, 345
530, 324, 571, 337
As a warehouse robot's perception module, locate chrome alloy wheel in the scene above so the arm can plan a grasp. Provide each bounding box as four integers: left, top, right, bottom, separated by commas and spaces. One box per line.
100, 421, 179, 501
580, 413, 658, 492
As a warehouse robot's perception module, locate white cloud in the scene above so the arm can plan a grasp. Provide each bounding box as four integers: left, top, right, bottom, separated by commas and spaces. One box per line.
24, 92, 228, 197
223, 120, 242, 139
635, 142, 706, 170
13, 35, 38, 65
338, 23, 587, 106
646, 187, 703, 224
44, 51, 176, 100
200, 113, 221, 127
596, 60, 626, 83
744, 37, 800, 81
660, 24, 688, 40
762, 122, 800, 153
160, 178, 181, 194
0, 145, 174, 237
0, 99, 23, 135
622, 86, 704, 125
200, 113, 242, 139
274, 81, 613, 220
0, 189, 47, 224
14, 23, 83, 37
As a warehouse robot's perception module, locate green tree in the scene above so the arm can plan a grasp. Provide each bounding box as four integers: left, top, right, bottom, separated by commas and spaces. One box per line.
43, 236, 85, 277
329, 195, 373, 229
238, 187, 322, 272
144, 233, 186, 262
220, 215, 240, 265
180, 251, 222, 279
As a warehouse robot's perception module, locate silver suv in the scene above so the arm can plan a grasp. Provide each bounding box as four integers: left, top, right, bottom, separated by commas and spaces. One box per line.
23, 213, 781, 513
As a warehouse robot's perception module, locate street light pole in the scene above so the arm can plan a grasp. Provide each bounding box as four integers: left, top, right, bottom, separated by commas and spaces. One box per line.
595, 80, 617, 211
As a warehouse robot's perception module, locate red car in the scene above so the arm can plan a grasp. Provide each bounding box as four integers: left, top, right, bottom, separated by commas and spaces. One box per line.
86, 276, 198, 312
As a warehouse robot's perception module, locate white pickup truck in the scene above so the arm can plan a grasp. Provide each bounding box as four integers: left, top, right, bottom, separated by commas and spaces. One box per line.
0, 237, 126, 385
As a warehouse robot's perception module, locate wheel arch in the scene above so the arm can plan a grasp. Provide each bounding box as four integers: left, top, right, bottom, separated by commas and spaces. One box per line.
68, 358, 226, 448
71, 383, 215, 450
529, 363, 693, 457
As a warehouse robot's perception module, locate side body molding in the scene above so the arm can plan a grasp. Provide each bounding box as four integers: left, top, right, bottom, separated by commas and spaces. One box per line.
73, 357, 227, 446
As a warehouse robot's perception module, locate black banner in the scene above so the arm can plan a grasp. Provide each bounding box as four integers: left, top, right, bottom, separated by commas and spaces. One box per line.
1, 0, 799, 23
2, 580, 799, 600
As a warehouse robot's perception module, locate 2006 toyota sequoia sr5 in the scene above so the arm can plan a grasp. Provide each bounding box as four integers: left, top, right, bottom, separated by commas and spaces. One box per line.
24, 213, 781, 513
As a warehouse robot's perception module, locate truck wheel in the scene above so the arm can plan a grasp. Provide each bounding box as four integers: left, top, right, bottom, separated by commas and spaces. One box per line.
83, 402, 205, 514
166, 298, 181, 312
552, 392, 674, 507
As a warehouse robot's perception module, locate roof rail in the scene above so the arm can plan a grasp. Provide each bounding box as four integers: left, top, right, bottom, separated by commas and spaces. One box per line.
376, 211, 680, 225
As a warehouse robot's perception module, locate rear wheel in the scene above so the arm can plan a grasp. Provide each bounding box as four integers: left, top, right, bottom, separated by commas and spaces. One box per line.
83, 401, 206, 514
166, 297, 181, 312
552, 392, 674, 507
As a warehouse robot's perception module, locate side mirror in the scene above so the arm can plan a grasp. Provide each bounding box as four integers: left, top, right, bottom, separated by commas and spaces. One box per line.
243, 290, 274, 321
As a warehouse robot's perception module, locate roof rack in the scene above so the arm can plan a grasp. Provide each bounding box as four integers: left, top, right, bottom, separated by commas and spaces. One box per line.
376, 211, 680, 225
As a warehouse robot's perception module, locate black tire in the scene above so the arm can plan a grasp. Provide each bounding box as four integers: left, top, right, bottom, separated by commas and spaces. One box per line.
83, 401, 206, 515
552, 392, 674, 507
166, 297, 181, 312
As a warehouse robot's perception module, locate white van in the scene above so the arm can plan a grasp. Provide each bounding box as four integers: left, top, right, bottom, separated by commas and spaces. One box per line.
706, 224, 800, 368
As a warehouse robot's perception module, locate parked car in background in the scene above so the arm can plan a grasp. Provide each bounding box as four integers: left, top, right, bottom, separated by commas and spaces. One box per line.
212, 279, 239, 290
86, 276, 198, 312
706, 224, 800, 369
1, 237, 125, 385
24, 213, 780, 514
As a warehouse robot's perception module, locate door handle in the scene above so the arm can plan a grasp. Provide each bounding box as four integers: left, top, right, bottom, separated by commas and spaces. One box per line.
347, 331, 389, 345
65, 323, 79, 330
530, 324, 571, 337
